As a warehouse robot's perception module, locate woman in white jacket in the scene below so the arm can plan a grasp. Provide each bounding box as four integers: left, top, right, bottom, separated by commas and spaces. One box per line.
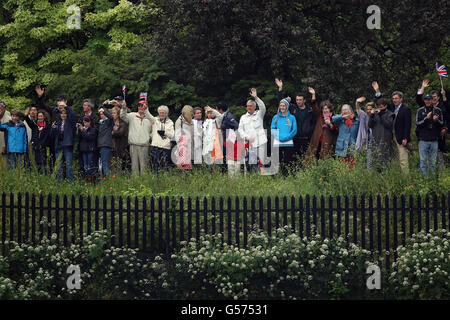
120, 100, 152, 175
238, 88, 267, 173
144, 105, 174, 172
202, 106, 224, 165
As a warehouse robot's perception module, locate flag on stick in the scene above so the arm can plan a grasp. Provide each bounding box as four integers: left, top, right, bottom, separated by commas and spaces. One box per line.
139, 92, 148, 101
122, 85, 126, 100
436, 63, 448, 90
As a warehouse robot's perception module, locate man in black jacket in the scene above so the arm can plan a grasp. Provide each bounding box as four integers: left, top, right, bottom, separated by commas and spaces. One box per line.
216, 101, 239, 173
372, 81, 411, 173
418, 79, 448, 169
275, 78, 316, 167
416, 93, 443, 175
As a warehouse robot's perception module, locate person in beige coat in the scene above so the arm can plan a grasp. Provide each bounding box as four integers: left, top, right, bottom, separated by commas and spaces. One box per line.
144, 105, 174, 172
120, 100, 152, 175
0, 101, 11, 169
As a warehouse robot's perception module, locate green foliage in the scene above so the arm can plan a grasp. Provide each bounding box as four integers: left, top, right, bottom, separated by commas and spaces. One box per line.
387, 230, 449, 299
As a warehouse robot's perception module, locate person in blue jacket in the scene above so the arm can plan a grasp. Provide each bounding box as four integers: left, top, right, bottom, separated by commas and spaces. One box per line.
332, 104, 360, 168
271, 98, 297, 174
0, 109, 28, 169
51, 106, 77, 182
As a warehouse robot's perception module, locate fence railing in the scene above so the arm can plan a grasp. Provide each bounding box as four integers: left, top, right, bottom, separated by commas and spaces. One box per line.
1, 192, 449, 268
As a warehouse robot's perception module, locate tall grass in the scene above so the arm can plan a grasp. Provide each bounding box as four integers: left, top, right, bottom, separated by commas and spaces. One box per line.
0, 152, 448, 197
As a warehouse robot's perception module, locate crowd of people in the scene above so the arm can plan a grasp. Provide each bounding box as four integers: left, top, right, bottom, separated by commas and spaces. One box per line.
0, 79, 448, 182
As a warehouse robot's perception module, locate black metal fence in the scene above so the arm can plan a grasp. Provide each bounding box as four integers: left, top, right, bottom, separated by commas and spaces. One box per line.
1, 192, 449, 267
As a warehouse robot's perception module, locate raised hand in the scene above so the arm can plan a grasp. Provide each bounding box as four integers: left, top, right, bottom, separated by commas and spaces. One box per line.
372, 81, 380, 93
308, 87, 316, 96
275, 78, 283, 90
35, 85, 44, 97
250, 88, 257, 99
441, 89, 446, 100
204, 106, 212, 113
24, 107, 30, 116
356, 97, 366, 103
421, 79, 430, 90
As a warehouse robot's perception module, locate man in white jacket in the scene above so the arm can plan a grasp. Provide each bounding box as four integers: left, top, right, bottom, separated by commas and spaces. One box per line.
238, 88, 267, 173
120, 100, 152, 175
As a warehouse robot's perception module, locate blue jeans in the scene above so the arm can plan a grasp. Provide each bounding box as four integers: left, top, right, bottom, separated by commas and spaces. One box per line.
418, 140, 438, 175
7, 153, 25, 169
100, 147, 112, 176
55, 146, 74, 182
82, 151, 96, 176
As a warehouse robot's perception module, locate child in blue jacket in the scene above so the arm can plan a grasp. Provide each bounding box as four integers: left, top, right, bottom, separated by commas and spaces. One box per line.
0, 109, 28, 169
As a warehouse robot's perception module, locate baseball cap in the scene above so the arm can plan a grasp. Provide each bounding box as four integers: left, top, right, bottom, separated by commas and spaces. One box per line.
138, 100, 148, 107
424, 94, 433, 100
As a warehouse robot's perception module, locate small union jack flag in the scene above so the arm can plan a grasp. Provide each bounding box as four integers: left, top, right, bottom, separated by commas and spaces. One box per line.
122, 85, 126, 93
436, 63, 448, 78
139, 92, 148, 101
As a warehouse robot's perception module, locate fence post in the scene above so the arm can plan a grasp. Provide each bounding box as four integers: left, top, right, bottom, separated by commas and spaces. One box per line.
78, 195, 83, 244
385, 195, 390, 270
179, 197, 184, 243
87, 195, 92, 236
368, 195, 374, 254
211, 197, 216, 236
425, 194, 430, 232
328, 195, 333, 239
17, 193, 22, 244
275, 196, 279, 230
126, 196, 131, 247
441, 194, 447, 230
305, 195, 310, 238
299, 196, 304, 239
312, 195, 317, 236
31, 194, 36, 246
110, 196, 116, 247
291, 195, 296, 234
71, 195, 76, 245
336, 195, 341, 237
187, 197, 192, 242
1, 193, 6, 254
417, 195, 422, 233
63, 195, 68, 247
376, 195, 382, 257
267, 196, 272, 237
393, 195, 398, 260
143, 197, 148, 252
432, 194, 438, 231
251, 197, 256, 231
55, 194, 60, 243
25, 192, 29, 243
243, 196, 248, 248
165, 196, 170, 257
227, 197, 233, 245
47, 194, 52, 239
150, 197, 155, 255
282, 196, 288, 228
259, 197, 264, 231
203, 197, 208, 235
103, 196, 107, 231
219, 197, 224, 247
94, 196, 100, 232
135, 196, 140, 249
320, 196, 325, 237
401, 195, 406, 247
235, 196, 240, 248
119, 196, 124, 247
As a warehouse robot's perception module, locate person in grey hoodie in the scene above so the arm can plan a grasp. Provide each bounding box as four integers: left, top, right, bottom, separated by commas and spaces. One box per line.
97, 107, 114, 176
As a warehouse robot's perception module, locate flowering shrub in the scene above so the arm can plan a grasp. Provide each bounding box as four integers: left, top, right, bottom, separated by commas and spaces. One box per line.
0, 229, 448, 299
388, 229, 449, 299
0, 231, 155, 300
153, 227, 376, 300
